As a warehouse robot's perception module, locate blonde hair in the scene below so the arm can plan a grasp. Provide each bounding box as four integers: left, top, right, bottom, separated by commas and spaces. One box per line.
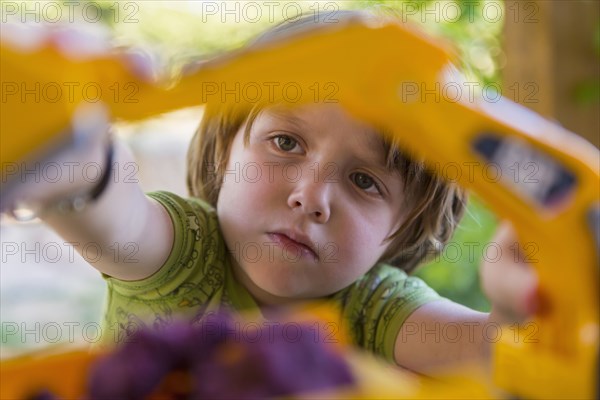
187, 10, 467, 274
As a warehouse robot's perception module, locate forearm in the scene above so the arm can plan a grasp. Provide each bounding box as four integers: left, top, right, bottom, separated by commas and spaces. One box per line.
395, 300, 490, 373
395, 223, 539, 373
395, 303, 532, 376
42, 139, 173, 281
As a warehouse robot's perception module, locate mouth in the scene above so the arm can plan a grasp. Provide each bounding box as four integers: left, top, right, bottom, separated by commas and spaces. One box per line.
267, 231, 319, 261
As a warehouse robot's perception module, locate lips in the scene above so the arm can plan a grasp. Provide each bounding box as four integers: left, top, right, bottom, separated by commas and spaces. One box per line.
267, 231, 318, 261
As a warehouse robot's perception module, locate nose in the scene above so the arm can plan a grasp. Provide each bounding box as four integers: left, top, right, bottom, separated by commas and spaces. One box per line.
287, 178, 332, 224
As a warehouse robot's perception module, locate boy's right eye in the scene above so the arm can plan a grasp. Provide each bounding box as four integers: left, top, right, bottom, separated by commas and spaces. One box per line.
272, 135, 302, 154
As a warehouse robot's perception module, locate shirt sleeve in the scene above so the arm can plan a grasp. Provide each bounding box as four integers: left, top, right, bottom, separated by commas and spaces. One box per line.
103, 191, 227, 300
98, 192, 234, 348
332, 263, 441, 363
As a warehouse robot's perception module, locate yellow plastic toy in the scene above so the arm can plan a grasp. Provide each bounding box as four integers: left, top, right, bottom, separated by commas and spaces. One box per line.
1, 18, 598, 399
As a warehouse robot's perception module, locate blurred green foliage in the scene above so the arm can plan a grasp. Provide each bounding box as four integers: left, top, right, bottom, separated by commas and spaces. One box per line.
574, 22, 600, 106
416, 196, 497, 311
93, 0, 504, 86
351, 0, 504, 85
39, 0, 504, 311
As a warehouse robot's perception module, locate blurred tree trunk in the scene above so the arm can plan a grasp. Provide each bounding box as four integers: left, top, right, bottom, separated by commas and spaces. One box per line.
502, 0, 599, 148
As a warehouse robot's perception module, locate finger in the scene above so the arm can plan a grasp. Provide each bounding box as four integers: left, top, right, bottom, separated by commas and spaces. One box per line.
118, 48, 161, 82
482, 254, 538, 318
481, 221, 539, 318
1, 103, 111, 219
51, 24, 113, 60
0, 21, 49, 51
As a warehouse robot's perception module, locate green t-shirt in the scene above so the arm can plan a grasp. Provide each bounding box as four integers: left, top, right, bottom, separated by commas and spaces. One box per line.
101, 191, 440, 363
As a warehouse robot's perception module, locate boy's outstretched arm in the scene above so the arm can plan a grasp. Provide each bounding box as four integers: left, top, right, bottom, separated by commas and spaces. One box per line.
394, 298, 489, 373
394, 223, 538, 373
2, 27, 174, 281
41, 135, 174, 281
5, 110, 174, 281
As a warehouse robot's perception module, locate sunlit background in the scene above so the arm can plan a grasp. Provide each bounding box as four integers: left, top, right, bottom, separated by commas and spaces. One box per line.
2, 0, 598, 357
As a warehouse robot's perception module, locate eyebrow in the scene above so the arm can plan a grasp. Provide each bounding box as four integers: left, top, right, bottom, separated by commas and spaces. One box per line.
352, 129, 392, 172
263, 107, 307, 131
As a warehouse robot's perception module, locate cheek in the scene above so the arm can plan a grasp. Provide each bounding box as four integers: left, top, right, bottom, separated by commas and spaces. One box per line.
322, 222, 387, 290
356, 206, 401, 259
333, 210, 392, 266
218, 138, 268, 208
217, 158, 286, 242
218, 174, 264, 227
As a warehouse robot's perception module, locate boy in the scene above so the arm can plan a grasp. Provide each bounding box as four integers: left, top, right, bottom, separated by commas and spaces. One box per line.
4, 10, 537, 374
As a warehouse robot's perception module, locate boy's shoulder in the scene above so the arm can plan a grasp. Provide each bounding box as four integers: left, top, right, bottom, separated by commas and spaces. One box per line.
148, 191, 216, 216
339, 263, 433, 298
105, 190, 228, 297
332, 263, 440, 362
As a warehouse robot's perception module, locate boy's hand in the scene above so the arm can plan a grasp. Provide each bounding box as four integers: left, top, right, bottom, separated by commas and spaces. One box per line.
480, 222, 541, 323
1, 104, 111, 218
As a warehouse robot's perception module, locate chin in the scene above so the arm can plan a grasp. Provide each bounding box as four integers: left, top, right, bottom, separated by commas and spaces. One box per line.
260, 282, 307, 299
251, 274, 315, 300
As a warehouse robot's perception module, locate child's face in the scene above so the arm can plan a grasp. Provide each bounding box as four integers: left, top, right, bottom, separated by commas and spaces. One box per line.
217, 103, 406, 305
